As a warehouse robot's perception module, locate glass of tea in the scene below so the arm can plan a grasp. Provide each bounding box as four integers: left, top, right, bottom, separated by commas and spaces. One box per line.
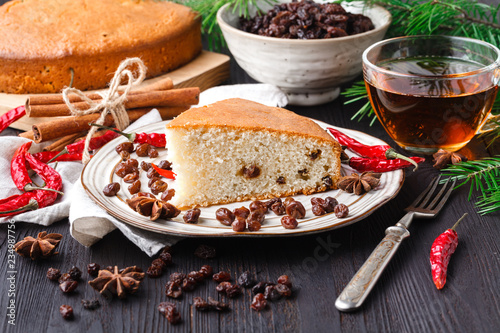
363, 35, 500, 154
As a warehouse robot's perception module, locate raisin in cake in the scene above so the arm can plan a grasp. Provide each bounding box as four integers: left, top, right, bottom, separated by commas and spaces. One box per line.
0, 0, 201, 94
165, 98, 342, 208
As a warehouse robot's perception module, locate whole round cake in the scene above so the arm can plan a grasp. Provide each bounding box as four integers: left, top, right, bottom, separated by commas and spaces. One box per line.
0, 0, 202, 94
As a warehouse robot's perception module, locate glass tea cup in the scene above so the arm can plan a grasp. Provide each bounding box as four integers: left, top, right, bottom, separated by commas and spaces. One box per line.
363, 35, 500, 154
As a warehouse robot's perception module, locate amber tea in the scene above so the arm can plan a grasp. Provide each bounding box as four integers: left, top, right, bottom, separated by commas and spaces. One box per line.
366, 57, 498, 152
363, 36, 500, 154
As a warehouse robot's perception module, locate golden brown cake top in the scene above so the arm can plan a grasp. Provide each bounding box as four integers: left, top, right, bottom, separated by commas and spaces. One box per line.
0, 0, 199, 60
166, 98, 338, 144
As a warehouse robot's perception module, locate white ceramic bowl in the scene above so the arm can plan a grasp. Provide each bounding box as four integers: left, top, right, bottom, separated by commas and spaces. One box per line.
217, 1, 391, 106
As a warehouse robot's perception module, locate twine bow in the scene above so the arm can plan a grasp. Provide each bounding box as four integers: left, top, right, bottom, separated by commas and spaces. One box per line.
62, 58, 147, 164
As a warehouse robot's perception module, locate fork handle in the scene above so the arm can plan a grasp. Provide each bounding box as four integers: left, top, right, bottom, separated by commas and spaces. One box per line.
335, 226, 410, 312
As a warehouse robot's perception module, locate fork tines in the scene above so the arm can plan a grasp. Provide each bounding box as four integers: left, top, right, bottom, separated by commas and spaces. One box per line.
406, 176, 457, 214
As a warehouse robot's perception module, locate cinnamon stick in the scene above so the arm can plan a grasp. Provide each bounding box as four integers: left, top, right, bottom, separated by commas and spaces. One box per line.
31, 106, 190, 143
28, 77, 174, 106
27, 87, 199, 117
19, 130, 34, 140
42, 132, 86, 151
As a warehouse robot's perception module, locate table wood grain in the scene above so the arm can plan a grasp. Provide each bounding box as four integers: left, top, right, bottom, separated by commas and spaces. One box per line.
1, 1, 499, 332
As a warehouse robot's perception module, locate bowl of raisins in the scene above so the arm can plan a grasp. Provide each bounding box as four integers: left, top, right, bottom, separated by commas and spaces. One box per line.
217, 0, 391, 106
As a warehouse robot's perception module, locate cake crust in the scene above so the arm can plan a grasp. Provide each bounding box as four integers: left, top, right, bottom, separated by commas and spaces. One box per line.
166, 98, 337, 144
0, 0, 202, 93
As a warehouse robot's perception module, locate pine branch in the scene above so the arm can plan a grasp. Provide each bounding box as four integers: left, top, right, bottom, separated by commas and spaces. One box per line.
441, 157, 500, 215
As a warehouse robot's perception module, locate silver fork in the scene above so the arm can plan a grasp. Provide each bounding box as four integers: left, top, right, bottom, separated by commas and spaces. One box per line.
335, 175, 456, 312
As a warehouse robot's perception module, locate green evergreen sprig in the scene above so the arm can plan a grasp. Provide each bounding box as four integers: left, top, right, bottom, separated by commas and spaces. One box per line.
441, 156, 500, 214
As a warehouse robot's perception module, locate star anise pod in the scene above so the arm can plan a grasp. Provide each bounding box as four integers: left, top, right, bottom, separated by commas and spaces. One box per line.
88, 266, 145, 299
14, 231, 63, 260
337, 172, 382, 195
126, 195, 180, 221
432, 149, 467, 170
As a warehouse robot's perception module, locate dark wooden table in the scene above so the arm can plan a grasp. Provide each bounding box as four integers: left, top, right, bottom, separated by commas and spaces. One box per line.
1, 5, 500, 333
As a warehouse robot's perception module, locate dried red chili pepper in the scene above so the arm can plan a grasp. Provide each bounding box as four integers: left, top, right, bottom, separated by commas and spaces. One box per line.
342, 156, 425, 172
430, 213, 467, 290
48, 130, 118, 162
33, 151, 84, 164
0, 106, 26, 134
151, 163, 176, 180
91, 123, 166, 147
0, 153, 63, 217
327, 127, 419, 170
11, 141, 33, 191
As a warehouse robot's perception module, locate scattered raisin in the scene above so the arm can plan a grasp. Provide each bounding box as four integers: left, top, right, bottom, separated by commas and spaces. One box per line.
124, 158, 138, 168
252, 282, 267, 294
188, 271, 205, 283
152, 258, 167, 270
47, 268, 61, 281
140, 161, 152, 171
59, 304, 74, 320
119, 151, 130, 160
68, 266, 82, 280
249, 200, 267, 214
115, 142, 134, 154
232, 219, 246, 232
251, 293, 267, 311
147, 167, 160, 179
183, 208, 201, 224
150, 180, 168, 195
264, 285, 282, 301
158, 302, 181, 324
148, 176, 161, 187
265, 198, 281, 209
216, 281, 232, 293
148, 147, 159, 158
161, 189, 176, 201
226, 284, 243, 298
169, 273, 187, 284
281, 216, 298, 229
165, 281, 183, 298
277, 275, 292, 288
298, 168, 309, 177
271, 201, 286, 215
247, 220, 262, 232
275, 283, 292, 297
334, 203, 349, 218
123, 172, 139, 183
242, 164, 260, 178
194, 244, 217, 259
147, 265, 163, 278
181, 277, 197, 291
159, 252, 173, 266
59, 280, 78, 293
285, 200, 306, 219
157, 160, 172, 170
276, 176, 286, 184
199, 265, 213, 278
233, 206, 250, 221
309, 149, 322, 160
114, 163, 131, 178
208, 297, 229, 311
215, 208, 235, 226
58, 273, 72, 284
312, 204, 327, 216
246, 210, 264, 224
128, 180, 141, 195
283, 197, 295, 208
213, 271, 231, 283
323, 197, 338, 212
103, 182, 120, 196
136, 143, 150, 157
238, 271, 256, 288
87, 263, 100, 277
81, 299, 101, 310
193, 297, 210, 311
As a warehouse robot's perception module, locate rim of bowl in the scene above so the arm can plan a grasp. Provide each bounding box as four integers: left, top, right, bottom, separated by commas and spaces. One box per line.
216, 2, 392, 45
363, 35, 500, 79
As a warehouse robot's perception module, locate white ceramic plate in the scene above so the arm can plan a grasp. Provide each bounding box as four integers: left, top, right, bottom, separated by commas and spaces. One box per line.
81, 120, 404, 237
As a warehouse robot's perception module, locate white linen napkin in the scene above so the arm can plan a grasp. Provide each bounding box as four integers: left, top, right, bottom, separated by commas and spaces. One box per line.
0, 84, 288, 256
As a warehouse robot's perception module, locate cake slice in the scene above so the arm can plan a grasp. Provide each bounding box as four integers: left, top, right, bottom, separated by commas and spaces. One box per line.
165, 98, 341, 209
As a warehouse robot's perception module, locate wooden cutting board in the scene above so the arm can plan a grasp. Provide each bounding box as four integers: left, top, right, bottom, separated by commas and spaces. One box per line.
0, 50, 230, 131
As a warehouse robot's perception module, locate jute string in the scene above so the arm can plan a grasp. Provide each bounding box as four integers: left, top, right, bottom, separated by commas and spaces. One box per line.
62, 58, 147, 164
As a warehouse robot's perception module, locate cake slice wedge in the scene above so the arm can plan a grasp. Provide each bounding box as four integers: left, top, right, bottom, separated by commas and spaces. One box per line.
165, 98, 341, 209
